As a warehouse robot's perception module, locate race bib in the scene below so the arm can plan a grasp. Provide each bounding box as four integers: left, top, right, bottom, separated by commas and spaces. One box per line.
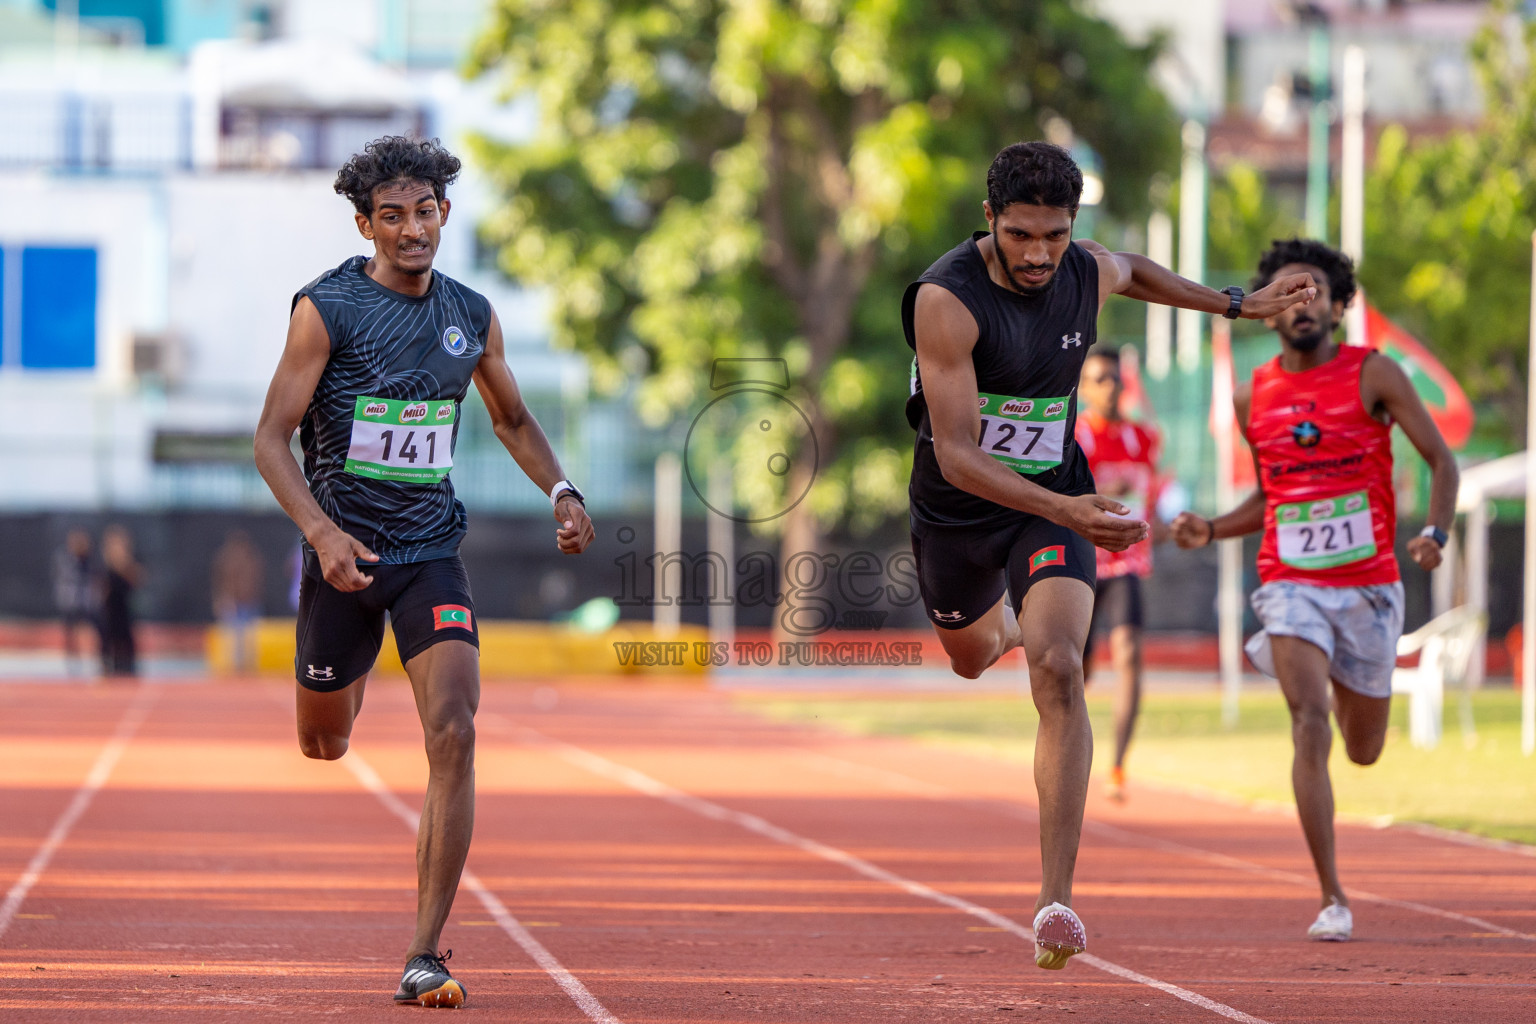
976, 392, 1070, 474
344, 396, 456, 484
1275, 490, 1376, 569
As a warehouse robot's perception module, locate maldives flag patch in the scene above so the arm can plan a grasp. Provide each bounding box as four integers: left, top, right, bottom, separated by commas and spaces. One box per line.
1028, 545, 1066, 576
433, 604, 473, 631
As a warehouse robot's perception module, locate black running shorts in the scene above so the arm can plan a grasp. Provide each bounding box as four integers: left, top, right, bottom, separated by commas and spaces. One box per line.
295, 555, 479, 691
910, 514, 1096, 630
1088, 573, 1144, 635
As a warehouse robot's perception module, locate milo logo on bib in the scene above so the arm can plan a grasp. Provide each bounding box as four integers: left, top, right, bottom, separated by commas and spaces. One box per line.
344, 395, 457, 484
975, 391, 1071, 475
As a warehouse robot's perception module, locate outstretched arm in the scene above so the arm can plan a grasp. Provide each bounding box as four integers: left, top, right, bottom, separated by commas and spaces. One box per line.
1363, 352, 1458, 572
472, 309, 594, 555
1170, 385, 1266, 548
1079, 240, 1316, 318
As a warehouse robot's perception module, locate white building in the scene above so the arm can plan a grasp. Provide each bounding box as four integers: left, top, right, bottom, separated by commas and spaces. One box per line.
0, 0, 634, 513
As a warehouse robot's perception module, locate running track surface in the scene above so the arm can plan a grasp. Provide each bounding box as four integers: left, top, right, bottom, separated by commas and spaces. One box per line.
2, 679, 1532, 1023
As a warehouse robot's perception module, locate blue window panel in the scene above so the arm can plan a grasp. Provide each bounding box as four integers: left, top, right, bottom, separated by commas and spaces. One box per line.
21, 247, 98, 370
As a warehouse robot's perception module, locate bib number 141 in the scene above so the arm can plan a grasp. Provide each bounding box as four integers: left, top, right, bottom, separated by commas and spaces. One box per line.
344, 396, 456, 483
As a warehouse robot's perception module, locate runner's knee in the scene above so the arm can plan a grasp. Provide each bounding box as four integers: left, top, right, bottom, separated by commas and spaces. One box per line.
1289, 703, 1332, 754
1343, 730, 1385, 766
425, 714, 475, 770
1029, 645, 1082, 711
299, 731, 349, 760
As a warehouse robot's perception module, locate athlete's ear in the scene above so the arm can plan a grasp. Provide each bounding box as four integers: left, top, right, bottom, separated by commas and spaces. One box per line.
438, 197, 451, 226
982, 200, 994, 228
355, 211, 375, 241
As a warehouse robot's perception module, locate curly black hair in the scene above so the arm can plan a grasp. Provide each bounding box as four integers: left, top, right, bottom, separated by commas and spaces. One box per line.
986, 141, 1083, 217
334, 136, 462, 217
1252, 238, 1357, 310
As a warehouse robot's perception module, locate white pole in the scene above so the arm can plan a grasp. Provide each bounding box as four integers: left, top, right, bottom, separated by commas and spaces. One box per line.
1524, 234, 1536, 754
1341, 46, 1368, 351
1177, 120, 1207, 375
654, 452, 682, 638
1146, 210, 1174, 380
1466, 500, 1488, 692
1340, 45, 1367, 266
1212, 318, 1243, 726
707, 461, 735, 648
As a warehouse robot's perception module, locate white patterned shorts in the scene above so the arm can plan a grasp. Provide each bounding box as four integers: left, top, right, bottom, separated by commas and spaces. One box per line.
1245, 580, 1405, 699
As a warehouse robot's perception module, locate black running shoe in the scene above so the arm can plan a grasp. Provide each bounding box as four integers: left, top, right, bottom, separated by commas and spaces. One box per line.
393, 949, 466, 1008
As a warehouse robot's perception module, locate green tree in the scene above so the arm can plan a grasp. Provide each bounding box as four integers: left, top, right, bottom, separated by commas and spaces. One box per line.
1360, 2, 1536, 440
468, 0, 1178, 561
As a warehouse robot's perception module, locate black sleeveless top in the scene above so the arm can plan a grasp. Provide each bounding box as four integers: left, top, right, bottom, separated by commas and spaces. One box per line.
293, 256, 493, 564
904, 233, 1099, 527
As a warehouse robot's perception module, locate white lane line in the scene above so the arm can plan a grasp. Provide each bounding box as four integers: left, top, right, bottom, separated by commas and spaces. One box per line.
796, 748, 1536, 943
496, 721, 1272, 1024
0, 686, 157, 940
342, 753, 623, 1024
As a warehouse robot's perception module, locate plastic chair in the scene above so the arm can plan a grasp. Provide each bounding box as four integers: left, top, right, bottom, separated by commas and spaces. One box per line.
1391, 605, 1487, 749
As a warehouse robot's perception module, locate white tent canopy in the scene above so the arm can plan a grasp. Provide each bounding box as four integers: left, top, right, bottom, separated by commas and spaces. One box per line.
1455, 450, 1526, 690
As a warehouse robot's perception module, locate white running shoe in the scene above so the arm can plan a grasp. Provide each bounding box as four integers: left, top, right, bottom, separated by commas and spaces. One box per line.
1307, 900, 1353, 942
1032, 902, 1087, 969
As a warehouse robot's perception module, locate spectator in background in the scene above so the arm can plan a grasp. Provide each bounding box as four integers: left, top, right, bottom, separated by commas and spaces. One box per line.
98, 525, 142, 677
53, 529, 97, 674
212, 530, 265, 673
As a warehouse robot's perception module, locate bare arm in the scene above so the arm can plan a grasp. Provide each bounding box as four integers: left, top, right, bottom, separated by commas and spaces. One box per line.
1363, 352, 1458, 571
1170, 385, 1266, 546
473, 310, 594, 555
914, 283, 1147, 551
1080, 240, 1317, 318
253, 297, 379, 592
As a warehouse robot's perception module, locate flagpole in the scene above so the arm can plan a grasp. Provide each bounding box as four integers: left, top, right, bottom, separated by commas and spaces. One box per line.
1212, 318, 1243, 727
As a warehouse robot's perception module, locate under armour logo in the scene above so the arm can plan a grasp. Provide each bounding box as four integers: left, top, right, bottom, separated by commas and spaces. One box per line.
1061, 332, 1083, 349
932, 609, 966, 622
306, 664, 335, 681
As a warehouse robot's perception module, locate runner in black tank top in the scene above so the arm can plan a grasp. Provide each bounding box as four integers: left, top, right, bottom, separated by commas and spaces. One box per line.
253, 137, 595, 1008
906, 142, 1318, 971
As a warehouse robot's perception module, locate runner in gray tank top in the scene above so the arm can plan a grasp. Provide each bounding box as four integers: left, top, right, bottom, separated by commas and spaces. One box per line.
904, 141, 1315, 970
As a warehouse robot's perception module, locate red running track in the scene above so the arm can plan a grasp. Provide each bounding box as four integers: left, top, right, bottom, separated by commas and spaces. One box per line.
1, 678, 1532, 1022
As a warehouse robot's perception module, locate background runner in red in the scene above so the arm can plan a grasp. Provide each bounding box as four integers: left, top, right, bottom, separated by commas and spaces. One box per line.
1246, 345, 1398, 587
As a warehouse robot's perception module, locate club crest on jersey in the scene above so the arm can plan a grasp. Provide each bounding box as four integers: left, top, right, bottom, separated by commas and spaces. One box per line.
401, 402, 428, 423
363, 401, 389, 418
441, 325, 468, 356
1291, 420, 1322, 447
1000, 399, 1034, 416
1061, 332, 1083, 349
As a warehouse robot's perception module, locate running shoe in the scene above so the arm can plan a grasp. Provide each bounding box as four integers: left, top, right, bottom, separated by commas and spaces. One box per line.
1307, 900, 1353, 942
1033, 902, 1087, 970
1105, 765, 1126, 802
394, 949, 466, 1007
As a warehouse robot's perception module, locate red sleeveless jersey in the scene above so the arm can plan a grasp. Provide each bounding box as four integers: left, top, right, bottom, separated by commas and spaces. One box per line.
1247, 346, 1398, 587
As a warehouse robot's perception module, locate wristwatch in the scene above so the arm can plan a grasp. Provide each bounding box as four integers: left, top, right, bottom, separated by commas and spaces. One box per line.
1419, 525, 1448, 548
1221, 286, 1245, 320
549, 479, 585, 509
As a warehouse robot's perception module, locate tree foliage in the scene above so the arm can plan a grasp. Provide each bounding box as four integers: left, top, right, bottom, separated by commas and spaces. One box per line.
1358, 5, 1536, 441
468, 0, 1178, 535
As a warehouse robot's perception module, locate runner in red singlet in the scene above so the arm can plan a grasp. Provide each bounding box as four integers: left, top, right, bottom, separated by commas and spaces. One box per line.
1075, 348, 1166, 800
1172, 239, 1458, 943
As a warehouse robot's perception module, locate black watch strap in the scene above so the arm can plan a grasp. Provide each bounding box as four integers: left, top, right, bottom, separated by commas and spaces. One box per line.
1221, 286, 1244, 320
